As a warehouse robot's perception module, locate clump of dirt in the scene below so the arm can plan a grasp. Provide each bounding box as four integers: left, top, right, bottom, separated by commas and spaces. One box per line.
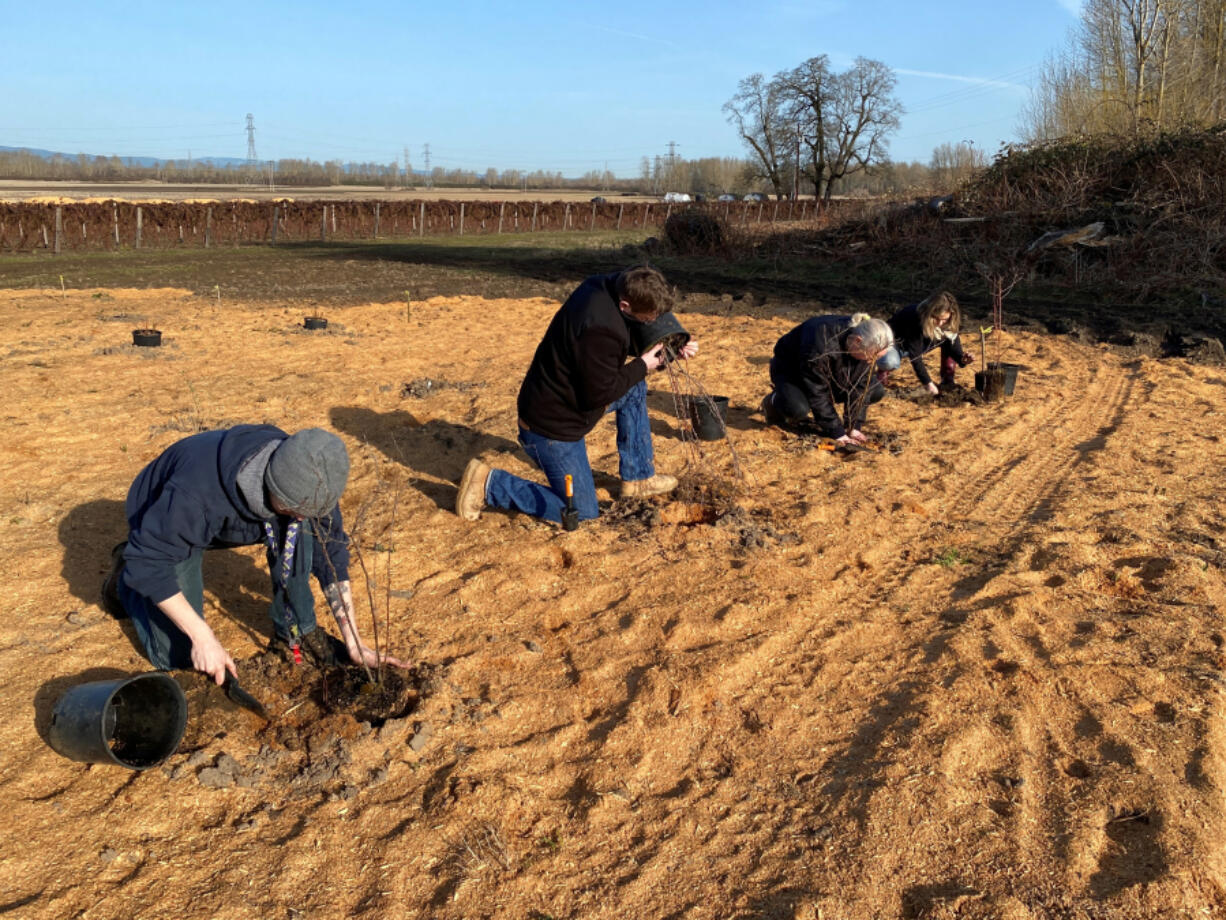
320, 664, 418, 724
713, 504, 801, 551
400, 377, 483, 399
604, 475, 741, 535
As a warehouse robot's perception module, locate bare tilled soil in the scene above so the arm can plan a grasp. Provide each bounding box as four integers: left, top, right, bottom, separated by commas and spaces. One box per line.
2, 286, 1224, 919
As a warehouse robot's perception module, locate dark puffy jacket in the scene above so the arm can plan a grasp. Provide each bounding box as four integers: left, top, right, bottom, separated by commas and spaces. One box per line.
770, 315, 874, 438
123, 425, 349, 603
888, 303, 967, 387
517, 272, 648, 441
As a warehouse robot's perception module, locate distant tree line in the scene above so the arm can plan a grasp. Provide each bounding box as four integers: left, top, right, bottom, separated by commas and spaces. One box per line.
1024, 0, 1226, 138
0, 142, 983, 200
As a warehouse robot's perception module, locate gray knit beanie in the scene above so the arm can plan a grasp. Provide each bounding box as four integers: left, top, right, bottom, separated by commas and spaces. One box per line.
264, 428, 350, 518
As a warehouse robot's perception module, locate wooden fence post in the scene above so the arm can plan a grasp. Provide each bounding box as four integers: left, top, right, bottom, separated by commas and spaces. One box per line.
232, 210, 239, 247
135, 207, 143, 249
757, 202, 764, 223
644, 204, 651, 228
374, 202, 381, 238
271, 206, 279, 244
497, 201, 505, 234
331, 206, 337, 234
420, 201, 426, 237
531, 202, 538, 232
616, 203, 624, 230
54, 207, 62, 255
665, 203, 673, 223
800, 201, 807, 221
788, 198, 794, 220
459, 202, 465, 235
113, 205, 120, 247
321, 206, 327, 242
563, 203, 570, 231
771, 202, 778, 224
205, 207, 213, 248
589, 202, 596, 231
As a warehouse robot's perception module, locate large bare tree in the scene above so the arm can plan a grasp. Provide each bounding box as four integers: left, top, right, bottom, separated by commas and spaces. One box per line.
722, 73, 793, 199
726, 56, 902, 203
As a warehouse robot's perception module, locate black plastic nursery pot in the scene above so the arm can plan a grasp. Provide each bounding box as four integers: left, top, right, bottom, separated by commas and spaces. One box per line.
626, 312, 691, 357
303, 316, 328, 330
48, 672, 187, 770
975, 362, 1021, 401
688, 395, 730, 441
131, 329, 162, 347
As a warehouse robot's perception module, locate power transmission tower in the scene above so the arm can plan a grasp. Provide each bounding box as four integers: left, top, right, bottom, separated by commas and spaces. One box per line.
246, 114, 257, 164
422, 143, 432, 188
667, 140, 678, 167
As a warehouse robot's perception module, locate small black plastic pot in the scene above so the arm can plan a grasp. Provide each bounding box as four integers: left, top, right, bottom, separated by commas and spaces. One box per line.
975, 362, 1021, 401
689, 395, 730, 440
132, 329, 162, 347
304, 316, 328, 330
626, 312, 690, 357
48, 672, 187, 770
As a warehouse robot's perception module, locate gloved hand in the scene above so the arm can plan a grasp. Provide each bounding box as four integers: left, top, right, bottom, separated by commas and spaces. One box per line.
958, 351, 976, 367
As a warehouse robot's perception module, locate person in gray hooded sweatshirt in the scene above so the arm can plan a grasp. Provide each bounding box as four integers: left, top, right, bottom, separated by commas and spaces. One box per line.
103, 425, 404, 684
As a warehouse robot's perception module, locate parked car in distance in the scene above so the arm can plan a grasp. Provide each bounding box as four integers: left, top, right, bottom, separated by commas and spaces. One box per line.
717, 193, 737, 202
590, 196, 606, 203
743, 192, 767, 202
663, 192, 692, 203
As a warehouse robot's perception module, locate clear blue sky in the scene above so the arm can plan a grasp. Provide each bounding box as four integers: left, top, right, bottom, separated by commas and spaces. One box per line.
2, 0, 1080, 177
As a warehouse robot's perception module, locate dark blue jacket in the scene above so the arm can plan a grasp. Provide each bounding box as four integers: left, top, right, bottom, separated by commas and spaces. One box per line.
517, 272, 647, 441
123, 425, 350, 604
770, 315, 873, 438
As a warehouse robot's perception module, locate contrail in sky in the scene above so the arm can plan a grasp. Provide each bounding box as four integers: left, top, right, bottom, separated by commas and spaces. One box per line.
896, 69, 1028, 91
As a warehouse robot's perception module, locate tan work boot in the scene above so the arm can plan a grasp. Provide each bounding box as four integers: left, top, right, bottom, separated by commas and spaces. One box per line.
620, 473, 678, 499
456, 459, 491, 521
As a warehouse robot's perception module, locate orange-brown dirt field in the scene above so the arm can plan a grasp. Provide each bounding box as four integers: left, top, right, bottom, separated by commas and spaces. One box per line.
2, 286, 1225, 920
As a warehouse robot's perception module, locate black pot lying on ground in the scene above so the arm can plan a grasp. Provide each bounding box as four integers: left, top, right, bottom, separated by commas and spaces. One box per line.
48, 672, 187, 770
975, 362, 1021, 401
688, 395, 730, 440
304, 316, 328, 330
626, 312, 690, 358
132, 329, 162, 347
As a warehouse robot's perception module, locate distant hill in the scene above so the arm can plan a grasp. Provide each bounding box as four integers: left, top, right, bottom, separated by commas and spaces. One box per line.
0, 145, 251, 169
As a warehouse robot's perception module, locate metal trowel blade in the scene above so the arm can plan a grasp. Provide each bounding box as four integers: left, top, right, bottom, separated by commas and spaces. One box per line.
223, 673, 271, 721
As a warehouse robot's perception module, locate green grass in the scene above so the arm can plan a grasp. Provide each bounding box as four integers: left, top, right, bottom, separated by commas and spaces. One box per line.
935, 547, 969, 568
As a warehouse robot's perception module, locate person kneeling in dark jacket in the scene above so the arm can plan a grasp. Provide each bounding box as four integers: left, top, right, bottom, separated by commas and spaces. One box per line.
761, 313, 894, 444
878, 291, 975, 393
455, 266, 698, 526
102, 425, 404, 685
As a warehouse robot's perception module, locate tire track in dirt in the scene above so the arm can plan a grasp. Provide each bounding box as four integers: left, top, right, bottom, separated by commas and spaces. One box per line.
956, 359, 1134, 530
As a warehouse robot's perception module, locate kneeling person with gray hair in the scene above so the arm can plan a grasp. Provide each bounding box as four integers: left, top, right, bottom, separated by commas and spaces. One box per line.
103, 425, 404, 685
761, 314, 894, 444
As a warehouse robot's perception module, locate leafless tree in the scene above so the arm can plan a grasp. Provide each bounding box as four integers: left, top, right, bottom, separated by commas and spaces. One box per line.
930, 141, 988, 189
722, 73, 793, 199
1022, 0, 1226, 139
730, 56, 902, 204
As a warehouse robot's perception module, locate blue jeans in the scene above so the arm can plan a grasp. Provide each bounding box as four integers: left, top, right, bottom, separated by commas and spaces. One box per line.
486, 379, 655, 524
119, 531, 319, 670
